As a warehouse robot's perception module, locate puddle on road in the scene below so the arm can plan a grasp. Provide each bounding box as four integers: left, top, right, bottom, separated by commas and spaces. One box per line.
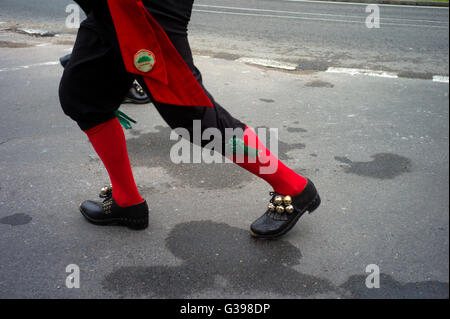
102, 220, 449, 298
341, 274, 448, 299
305, 80, 334, 88
335, 153, 412, 179
125, 126, 306, 189
0, 213, 32, 226
103, 221, 334, 298
0, 41, 32, 48
286, 127, 308, 133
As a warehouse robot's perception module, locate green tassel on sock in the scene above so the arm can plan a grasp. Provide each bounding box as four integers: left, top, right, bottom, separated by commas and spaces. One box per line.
115, 110, 137, 130
225, 137, 261, 158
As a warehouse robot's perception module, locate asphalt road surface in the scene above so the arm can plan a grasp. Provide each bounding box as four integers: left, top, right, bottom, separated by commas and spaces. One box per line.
0, 0, 448, 299
0, 0, 448, 75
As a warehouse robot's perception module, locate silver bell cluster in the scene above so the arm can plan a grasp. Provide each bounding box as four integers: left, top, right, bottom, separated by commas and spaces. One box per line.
268, 195, 294, 214
100, 185, 113, 198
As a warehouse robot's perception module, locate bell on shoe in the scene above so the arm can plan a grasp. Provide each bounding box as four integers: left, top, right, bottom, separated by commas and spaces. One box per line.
250, 179, 321, 239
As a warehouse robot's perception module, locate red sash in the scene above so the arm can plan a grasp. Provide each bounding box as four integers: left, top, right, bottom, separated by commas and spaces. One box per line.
107, 0, 213, 107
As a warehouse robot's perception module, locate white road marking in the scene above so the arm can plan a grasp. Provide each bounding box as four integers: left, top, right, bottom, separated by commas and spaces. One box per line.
236, 57, 447, 83
282, 0, 449, 9
0, 61, 59, 73
193, 9, 449, 29
326, 67, 399, 78
194, 4, 448, 24
432, 75, 449, 83
194, 8, 361, 24
17, 28, 52, 37
237, 57, 297, 70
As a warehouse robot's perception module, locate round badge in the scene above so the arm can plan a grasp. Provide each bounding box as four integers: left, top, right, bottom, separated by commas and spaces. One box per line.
134, 49, 156, 73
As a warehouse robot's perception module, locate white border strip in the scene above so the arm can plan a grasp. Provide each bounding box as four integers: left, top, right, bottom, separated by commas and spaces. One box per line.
236, 58, 447, 83
237, 57, 297, 70
326, 67, 399, 78
433, 75, 449, 83
0, 61, 59, 73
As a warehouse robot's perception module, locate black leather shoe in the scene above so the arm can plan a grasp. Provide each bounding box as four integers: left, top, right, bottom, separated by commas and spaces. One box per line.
250, 179, 321, 239
59, 53, 71, 68
79, 186, 149, 230
123, 81, 150, 104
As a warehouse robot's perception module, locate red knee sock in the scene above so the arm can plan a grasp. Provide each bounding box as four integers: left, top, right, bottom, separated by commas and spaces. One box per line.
84, 118, 143, 207
230, 126, 308, 196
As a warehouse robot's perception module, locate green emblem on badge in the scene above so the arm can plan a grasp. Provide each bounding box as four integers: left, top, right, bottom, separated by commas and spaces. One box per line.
134, 49, 156, 73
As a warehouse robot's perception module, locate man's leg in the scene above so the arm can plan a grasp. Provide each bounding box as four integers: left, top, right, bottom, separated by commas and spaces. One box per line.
143, 35, 320, 238
59, 19, 148, 230
84, 118, 143, 208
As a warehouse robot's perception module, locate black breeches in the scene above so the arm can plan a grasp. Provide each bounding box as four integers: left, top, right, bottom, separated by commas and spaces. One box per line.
59, 4, 245, 154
